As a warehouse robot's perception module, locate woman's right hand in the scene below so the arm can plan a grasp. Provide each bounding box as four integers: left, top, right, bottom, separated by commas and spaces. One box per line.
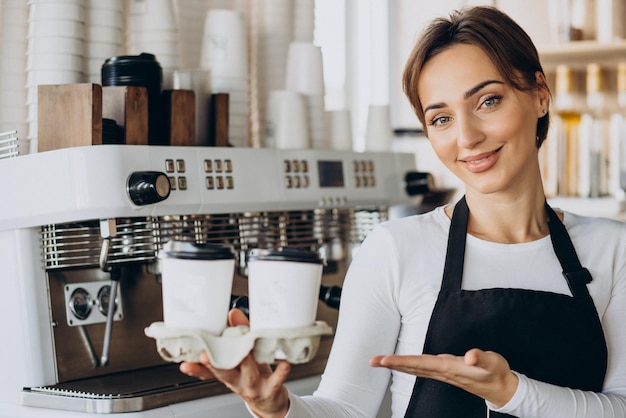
179, 309, 292, 418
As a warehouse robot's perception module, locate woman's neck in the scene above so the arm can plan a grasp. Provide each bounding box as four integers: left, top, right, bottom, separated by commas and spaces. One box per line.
445, 190, 556, 244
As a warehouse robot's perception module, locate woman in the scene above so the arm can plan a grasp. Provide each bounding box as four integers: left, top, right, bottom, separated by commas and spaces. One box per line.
181, 6, 626, 417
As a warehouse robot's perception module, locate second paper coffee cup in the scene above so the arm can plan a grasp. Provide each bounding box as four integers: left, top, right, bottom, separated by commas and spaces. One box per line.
247, 247, 324, 330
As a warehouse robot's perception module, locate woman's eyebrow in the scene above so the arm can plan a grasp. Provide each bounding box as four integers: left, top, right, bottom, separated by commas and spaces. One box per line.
463, 79, 504, 99
423, 79, 505, 114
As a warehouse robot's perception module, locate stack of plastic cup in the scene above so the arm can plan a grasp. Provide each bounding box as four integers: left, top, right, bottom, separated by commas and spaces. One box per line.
200, 9, 249, 147
252, 0, 293, 148
174, 0, 209, 69
85, 0, 124, 84
293, 0, 314, 42
126, 0, 179, 88
285, 42, 327, 149
27, 0, 86, 153
0, 1, 29, 153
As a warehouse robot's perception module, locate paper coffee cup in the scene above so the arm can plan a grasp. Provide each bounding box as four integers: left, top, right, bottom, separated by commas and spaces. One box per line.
247, 248, 323, 330
159, 241, 235, 334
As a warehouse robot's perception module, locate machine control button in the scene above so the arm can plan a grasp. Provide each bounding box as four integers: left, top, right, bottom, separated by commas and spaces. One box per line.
293, 176, 301, 188
301, 160, 308, 172
165, 159, 175, 173
128, 171, 171, 205
224, 159, 233, 172
206, 176, 214, 189
292, 160, 300, 173
226, 176, 234, 189
353, 161, 360, 172
178, 176, 188, 190
215, 159, 223, 173
216, 176, 224, 189
169, 176, 177, 190
360, 160, 368, 172
368, 160, 375, 172
355, 176, 361, 187
285, 176, 292, 188
302, 175, 310, 188
176, 159, 186, 172
204, 159, 213, 172
370, 176, 376, 187
284, 160, 291, 172
69, 287, 92, 320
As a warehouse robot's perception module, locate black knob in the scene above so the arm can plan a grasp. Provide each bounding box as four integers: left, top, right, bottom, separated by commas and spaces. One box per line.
127, 171, 171, 206
319, 285, 342, 310
404, 171, 434, 196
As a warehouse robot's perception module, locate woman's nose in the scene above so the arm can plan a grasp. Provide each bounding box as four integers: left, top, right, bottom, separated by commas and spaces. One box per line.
456, 115, 485, 149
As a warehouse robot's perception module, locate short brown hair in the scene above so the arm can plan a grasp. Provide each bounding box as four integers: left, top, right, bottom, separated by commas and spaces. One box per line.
402, 6, 550, 147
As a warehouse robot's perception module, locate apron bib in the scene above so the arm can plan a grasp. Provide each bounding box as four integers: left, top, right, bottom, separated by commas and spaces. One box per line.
404, 197, 607, 418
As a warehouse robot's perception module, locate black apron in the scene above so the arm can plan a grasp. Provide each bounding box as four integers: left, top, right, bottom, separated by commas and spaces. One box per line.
404, 197, 607, 418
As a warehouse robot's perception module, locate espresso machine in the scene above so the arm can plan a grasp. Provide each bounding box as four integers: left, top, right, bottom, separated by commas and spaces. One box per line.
0, 143, 425, 416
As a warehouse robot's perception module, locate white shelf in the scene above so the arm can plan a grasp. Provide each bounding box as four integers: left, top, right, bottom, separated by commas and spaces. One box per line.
538, 40, 626, 70
548, 196, 626, 220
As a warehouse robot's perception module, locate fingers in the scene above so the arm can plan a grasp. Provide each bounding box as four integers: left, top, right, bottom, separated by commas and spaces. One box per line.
179, 361, 216, 380
228, 308, 250, 327
267, 361, 291, 390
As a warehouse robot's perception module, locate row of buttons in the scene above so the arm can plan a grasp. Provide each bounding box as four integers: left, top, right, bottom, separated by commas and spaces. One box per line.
164, 159, 234, 174
169, 176, 188, 190
168, 175, 236, 190
207, 176, 234, 189
285, 175, 310, 188
355, 175, 376, 188
353, 160, 375, 173
205, 159, 233, 173
284, 159, 309, 173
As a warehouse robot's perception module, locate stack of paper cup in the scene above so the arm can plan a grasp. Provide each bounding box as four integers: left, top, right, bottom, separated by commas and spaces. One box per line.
252, 0, 293, 148
27, 0, 86, 153
200, 9, 249, 147
174, 0, 209, 69
126, 0, 179, 88
327, 109, 353, 151
293, 0, 315, 42
364, 104, 393, 152
265, 90, 309, 149
286, 42, 327, 149
0, 1, 29, 153
85, 0, 124, 84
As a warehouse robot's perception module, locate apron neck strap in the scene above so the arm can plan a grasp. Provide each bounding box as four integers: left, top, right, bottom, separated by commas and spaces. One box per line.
545, 201, 593, 296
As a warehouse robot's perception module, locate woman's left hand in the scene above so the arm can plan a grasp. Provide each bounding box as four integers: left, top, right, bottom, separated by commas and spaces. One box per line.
369, 348, 519, 407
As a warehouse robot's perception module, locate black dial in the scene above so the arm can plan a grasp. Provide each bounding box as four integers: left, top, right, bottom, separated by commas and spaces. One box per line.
404, 171, 434, 196
127, 171, 171, 206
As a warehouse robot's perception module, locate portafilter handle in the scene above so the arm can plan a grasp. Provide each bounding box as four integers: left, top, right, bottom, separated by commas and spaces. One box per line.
99, 219, 119, 367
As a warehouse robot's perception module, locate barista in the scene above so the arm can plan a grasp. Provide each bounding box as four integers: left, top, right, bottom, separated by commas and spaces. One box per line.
181, 6, 626, 417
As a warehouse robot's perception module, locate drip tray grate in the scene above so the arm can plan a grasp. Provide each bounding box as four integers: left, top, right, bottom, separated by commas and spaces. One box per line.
21, 364, 229, 414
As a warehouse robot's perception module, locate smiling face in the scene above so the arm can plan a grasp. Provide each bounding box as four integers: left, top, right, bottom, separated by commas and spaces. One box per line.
418, 43, 549, 198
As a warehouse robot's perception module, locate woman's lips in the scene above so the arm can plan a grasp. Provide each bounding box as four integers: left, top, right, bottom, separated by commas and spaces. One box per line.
458, 147, 503, 173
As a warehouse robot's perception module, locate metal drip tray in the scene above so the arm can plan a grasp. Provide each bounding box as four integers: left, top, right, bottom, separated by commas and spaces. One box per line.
20, 364, 229, 414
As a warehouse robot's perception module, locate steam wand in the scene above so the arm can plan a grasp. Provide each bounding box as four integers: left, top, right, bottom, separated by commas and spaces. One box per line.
99, 219, 120, 367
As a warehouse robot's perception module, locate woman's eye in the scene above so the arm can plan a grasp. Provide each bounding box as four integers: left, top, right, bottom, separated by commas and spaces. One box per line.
428, 116, 451, 126
481, 95, 502, 108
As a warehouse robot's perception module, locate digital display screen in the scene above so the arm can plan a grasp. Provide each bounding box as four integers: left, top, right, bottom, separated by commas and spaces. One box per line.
317, 160, 344, 188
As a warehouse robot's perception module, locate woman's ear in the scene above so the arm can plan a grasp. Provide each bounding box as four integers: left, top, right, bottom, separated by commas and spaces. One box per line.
535, 71, 551, 115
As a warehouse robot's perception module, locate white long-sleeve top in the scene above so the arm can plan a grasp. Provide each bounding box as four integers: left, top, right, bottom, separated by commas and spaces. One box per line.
282, 206, 626, 417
